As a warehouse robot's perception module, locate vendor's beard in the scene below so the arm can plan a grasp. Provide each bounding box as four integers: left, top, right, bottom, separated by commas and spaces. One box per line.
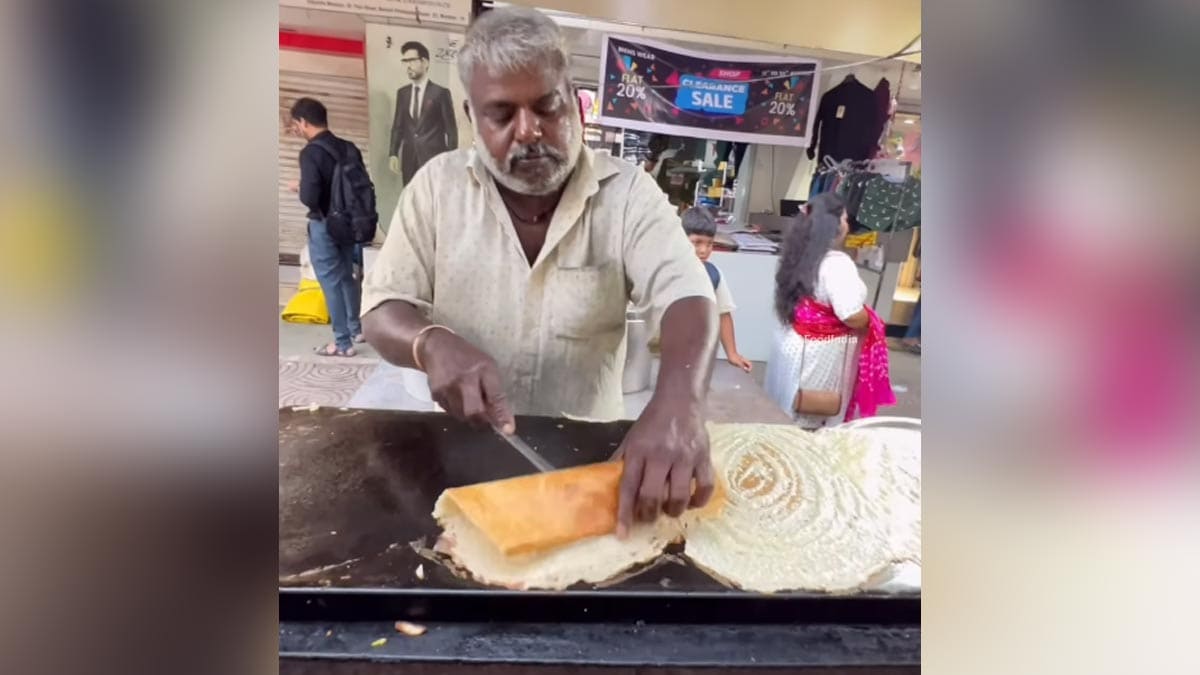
474, 114, 583, 196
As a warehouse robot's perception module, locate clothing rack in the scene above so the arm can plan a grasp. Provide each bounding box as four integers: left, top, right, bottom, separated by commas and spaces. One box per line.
820, 156, 875, 175
820, 156, 910, 179
810, 157, 912, 211
866, 158, 912, 183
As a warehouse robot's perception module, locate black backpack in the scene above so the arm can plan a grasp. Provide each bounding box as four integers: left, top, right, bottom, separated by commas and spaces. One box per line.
311, 136, 378, 245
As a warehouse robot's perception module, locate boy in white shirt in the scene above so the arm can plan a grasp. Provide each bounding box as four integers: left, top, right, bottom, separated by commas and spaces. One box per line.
681, 207, 753, 372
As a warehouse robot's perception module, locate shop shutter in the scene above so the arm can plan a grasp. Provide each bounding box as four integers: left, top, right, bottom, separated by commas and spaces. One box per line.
279, 71, 370, 259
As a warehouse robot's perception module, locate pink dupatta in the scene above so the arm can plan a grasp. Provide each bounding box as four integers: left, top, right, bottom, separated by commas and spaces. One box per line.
792, 297, 896, 421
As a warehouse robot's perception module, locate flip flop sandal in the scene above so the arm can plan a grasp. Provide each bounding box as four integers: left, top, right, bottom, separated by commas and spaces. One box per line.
353, 334, 366, 344
314, 344, 357, 357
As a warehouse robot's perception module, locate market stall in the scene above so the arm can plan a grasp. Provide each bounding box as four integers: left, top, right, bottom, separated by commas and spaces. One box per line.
278, 1, 922, 671
545, 17, 922, 353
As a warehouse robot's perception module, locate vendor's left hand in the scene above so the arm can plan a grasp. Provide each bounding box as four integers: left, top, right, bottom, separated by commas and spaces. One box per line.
613, 396, 714, 536
286, 179, 299, 193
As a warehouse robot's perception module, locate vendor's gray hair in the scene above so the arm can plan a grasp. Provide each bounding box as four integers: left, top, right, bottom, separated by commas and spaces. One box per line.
457, 6, 571, 89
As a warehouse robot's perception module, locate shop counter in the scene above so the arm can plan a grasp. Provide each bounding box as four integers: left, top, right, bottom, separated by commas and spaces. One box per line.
708, 249, 781, 362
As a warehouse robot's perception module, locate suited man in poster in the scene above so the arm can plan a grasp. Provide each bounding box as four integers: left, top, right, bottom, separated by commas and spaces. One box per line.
388, 41, 457, 185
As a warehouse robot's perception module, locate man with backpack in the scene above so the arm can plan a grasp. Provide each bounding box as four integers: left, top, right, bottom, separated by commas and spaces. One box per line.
288, 97, 378, 357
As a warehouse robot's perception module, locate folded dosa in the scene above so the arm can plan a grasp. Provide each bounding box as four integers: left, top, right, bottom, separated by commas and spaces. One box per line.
432, 461, 726, 589
438, 461, 725, 557
435, 492, 682, 590
439, 462, 624, 557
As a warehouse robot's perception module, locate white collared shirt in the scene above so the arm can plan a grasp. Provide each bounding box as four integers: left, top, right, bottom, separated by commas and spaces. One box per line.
362, 147, 716, 419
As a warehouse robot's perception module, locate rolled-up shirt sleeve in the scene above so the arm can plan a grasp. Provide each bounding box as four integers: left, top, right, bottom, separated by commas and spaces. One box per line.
361, 167, 437, 317
622, 170, 716, 331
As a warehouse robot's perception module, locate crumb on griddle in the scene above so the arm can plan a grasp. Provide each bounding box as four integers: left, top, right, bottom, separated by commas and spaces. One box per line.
394, 621, 427, 636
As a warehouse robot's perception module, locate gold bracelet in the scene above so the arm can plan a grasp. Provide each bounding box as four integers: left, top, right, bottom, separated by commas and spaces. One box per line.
412, 324, 455, 372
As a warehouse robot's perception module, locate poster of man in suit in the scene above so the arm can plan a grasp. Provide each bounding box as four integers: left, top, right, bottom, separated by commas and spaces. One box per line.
388, 40, 457, 183
366, 24, 469, 232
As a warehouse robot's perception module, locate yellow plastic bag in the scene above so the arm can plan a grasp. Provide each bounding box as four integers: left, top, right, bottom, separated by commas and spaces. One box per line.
281, 278, 330, 324
844, 231, 879, 249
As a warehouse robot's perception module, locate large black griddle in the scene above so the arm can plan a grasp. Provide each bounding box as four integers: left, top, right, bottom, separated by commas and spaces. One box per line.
279, 408, 918, 625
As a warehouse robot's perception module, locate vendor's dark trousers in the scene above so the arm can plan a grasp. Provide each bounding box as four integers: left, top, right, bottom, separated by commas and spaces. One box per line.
307, 218, 362, 351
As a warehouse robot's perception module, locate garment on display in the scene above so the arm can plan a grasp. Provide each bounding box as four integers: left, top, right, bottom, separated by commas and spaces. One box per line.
873, 77, 892, 144
807, 74, 887, 163
847, 174, 921, 232
809, 168, 842, 200
810, 158, 921, 233
809, 157, 873, 202
836, 167, 875, 225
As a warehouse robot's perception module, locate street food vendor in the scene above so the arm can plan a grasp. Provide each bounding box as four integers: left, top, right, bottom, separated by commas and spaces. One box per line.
361, 6, 719, 534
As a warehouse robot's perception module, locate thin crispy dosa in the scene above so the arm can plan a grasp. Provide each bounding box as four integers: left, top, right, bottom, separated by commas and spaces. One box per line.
684, 425, 917, 593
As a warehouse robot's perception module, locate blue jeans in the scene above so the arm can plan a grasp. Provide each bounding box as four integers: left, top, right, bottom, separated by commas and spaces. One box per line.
905, 296, 921, 339
307, 218, 362, 351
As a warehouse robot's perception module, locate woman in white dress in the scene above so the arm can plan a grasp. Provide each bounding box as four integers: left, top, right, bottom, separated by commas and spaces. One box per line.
764, 193, 895, 428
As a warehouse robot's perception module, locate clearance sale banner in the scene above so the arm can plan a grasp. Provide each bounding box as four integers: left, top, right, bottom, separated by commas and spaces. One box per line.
596, 36, 821, 147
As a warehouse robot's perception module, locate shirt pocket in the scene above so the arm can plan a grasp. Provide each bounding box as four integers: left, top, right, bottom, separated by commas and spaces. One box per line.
551, 264, 627, 340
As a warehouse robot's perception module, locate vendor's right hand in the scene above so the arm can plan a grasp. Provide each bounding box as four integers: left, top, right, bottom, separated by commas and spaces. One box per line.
388, 155, 401, 175
420, 329, 515, 433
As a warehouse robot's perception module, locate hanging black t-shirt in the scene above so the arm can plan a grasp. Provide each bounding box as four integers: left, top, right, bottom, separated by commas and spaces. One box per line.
807, 76, 880, 163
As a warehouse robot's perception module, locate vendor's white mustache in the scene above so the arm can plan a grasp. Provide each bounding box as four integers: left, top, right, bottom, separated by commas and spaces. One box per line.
507, 143, 564, 168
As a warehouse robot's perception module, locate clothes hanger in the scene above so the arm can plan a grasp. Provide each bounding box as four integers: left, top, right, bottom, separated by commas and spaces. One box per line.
843, 73, 872, 89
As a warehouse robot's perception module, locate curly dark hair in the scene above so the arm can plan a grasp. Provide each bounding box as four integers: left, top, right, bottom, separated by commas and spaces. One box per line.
774, 192, 846, 324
